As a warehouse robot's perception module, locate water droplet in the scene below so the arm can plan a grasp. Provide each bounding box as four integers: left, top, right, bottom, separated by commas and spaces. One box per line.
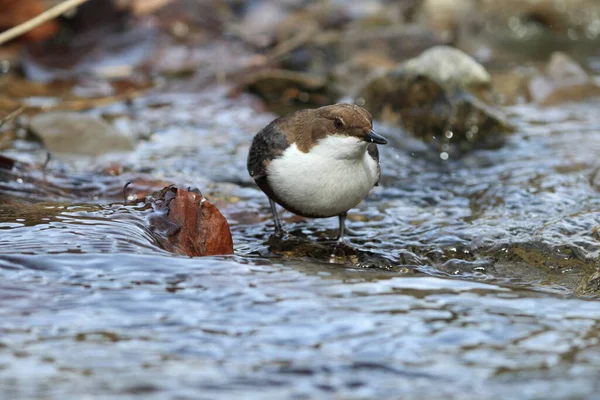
440, 152, 449, 160
444, 131, 453, 139
355, 97, 365, 106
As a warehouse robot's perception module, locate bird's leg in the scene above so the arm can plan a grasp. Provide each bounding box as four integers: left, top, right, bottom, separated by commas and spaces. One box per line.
336, 212, 347, 242
269, 198, 284, 234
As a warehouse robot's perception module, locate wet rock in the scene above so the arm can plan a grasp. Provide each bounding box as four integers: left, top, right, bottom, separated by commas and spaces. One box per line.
528, 52, 600, 106
149, 186, 234, 257
578, 268, 600, 297
400, 46, 492, 94
267, 233, 396, 270
239, 69, 335, 113
590, 168, 600, 192
29, 112, 135, 156
358, 46, 513, 152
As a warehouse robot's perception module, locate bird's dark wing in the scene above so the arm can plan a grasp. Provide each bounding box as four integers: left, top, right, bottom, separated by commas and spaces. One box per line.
247, 121, 290, 180
367, 143, 381, 186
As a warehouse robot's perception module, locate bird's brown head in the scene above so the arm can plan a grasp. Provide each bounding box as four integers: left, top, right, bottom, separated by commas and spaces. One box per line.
288, 103, 387, 153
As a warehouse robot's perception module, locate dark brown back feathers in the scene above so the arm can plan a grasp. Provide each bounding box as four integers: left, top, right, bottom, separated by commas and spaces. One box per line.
247, 103, 374, 179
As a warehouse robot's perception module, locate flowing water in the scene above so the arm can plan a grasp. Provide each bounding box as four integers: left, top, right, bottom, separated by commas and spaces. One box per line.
2, 72, 600, 399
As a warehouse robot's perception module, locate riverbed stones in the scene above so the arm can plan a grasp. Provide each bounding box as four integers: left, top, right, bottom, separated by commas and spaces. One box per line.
29, 111, 135, 156
417, 0, 600, 41
528, 52, 600, 105
358, 45, 513, 152
477, 0, 600, 38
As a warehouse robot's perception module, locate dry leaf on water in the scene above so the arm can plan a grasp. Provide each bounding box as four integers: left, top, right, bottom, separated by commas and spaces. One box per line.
150, 186, 234, 257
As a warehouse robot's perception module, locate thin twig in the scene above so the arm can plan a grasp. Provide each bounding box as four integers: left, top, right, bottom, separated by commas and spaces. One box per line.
0, 105, 25, 129
0, 0, 90, 46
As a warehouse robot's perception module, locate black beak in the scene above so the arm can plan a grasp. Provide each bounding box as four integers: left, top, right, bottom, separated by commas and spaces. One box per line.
364, 129, 388, 145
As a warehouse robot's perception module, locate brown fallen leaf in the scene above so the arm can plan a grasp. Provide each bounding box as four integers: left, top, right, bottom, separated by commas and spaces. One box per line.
150, 186, 234, 257
0, 155, 232, 257
0, 0, 58, 43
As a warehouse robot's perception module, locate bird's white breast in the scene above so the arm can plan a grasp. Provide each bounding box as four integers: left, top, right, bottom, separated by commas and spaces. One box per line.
267, 135, 379, 217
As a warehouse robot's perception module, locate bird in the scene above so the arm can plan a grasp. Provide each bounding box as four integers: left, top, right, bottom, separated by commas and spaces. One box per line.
247, 103, 387, 241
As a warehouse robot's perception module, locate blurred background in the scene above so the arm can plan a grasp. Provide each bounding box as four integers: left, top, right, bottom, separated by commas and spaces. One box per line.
1, 0, 600, 158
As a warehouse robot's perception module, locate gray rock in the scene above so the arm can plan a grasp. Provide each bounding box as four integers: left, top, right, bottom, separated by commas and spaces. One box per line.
358, 46, 513, 153
401, 46, 491, 91
30, 112, 135, 156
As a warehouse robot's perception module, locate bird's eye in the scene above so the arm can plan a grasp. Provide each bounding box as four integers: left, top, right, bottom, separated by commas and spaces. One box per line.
334, 118, 344, 129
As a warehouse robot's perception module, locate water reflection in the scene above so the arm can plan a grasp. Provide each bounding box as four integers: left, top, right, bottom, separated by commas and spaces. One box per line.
1, 254, 600, 399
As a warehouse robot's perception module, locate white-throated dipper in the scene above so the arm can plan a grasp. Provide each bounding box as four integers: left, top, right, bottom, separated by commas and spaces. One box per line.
247, 103, 387, 241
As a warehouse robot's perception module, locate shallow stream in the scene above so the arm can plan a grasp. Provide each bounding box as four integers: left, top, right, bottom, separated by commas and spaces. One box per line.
2, 59, 600, 399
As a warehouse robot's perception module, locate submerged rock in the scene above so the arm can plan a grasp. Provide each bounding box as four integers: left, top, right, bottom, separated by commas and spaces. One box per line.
149, 186, 234, 257
358, 46, 513, 152
267, 233, 397, 270
528, 52, 600, 106
29, 112, 135, 156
